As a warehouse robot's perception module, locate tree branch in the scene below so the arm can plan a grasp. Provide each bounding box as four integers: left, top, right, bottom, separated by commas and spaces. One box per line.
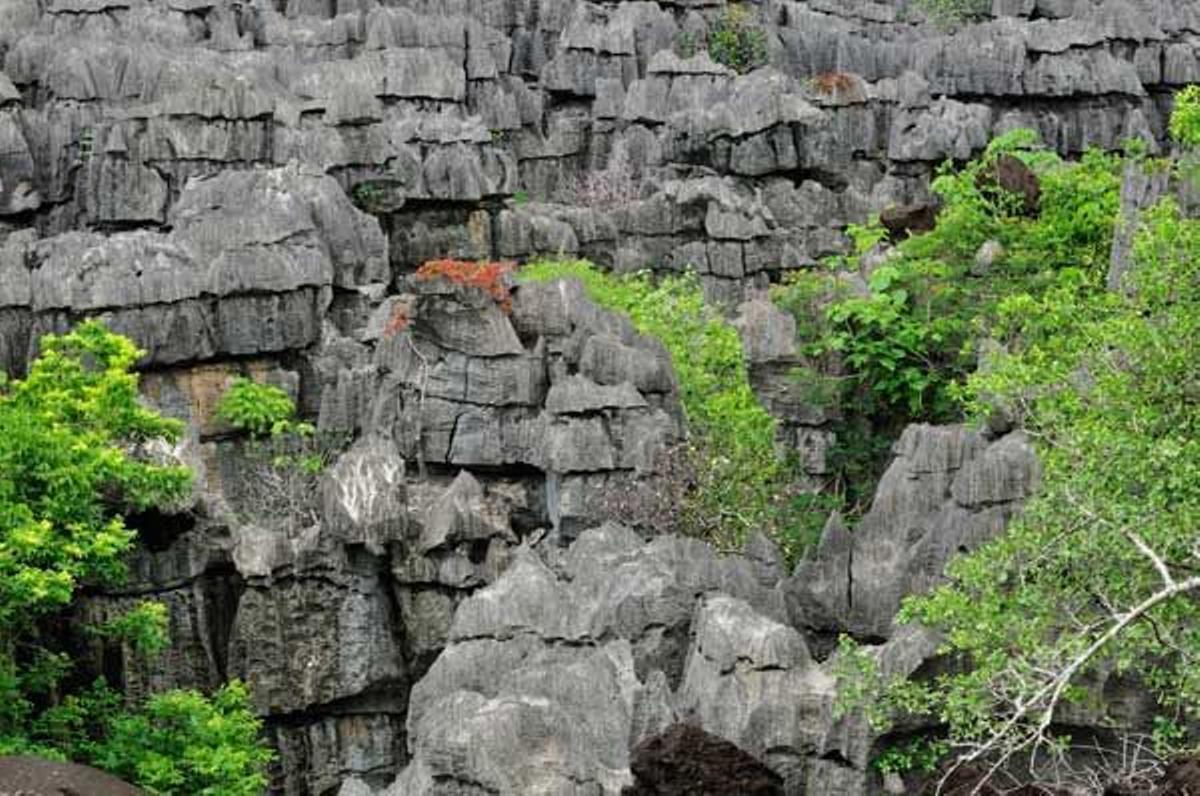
942, 567, 1200, 795
1125, 530, 1175, 588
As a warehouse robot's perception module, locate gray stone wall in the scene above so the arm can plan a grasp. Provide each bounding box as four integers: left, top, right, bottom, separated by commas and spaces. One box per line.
1, 0, 1196, 792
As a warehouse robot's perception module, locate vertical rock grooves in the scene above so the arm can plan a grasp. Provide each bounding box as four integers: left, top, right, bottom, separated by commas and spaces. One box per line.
1, 0, 1197, 792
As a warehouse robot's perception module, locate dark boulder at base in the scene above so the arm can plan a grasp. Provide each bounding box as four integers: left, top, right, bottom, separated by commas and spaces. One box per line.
623, 723, 783, 796
0, 756, 144, 795
978, 154, 1042, 216
1149, 758, 1200, 796
880, 200, 941, 243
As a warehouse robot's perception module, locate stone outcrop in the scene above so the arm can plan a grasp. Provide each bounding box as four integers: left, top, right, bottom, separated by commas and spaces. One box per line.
790, 423, 1041, 641
0, 0, 1189, 793
370, 521, 940, 796
0, 757, 145, 796
0, 164, 385, 371
60, 275, 688, 793
1, 0, 1194, 305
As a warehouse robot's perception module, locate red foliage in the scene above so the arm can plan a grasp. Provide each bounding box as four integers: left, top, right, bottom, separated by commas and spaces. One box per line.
415, 259, 517, 314
810, 71, 857, 96
383, 304, 410, 337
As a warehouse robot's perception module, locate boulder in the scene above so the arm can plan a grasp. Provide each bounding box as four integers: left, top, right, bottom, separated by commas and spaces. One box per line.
623, 724, 784, 796
0, 757, 144, 796
978, 154, 1042, 216
880, 200, 941, 242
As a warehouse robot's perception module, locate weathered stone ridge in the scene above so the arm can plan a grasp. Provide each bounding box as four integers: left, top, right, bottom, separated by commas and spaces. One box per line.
0, 0, 1195, 793
2, 0, 1196, 304
58, 275, 688, 794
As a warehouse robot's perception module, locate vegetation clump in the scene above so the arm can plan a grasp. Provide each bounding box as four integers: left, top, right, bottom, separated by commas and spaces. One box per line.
773, 128, 1124, 506
415, 259, 517, 314
520, 261, 825, 562
913, 0, 991, 28
706, 5, 769, 74
215, 376, 341, 533
830, 87, 1200, 791
1169, 84, 1200, 148
216, 377, 299, 437
0, 321, 272, 794
93, 680, 272, 796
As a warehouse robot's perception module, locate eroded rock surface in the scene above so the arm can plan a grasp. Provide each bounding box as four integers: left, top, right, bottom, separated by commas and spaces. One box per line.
0, 0, 1188, 792
0, 0, 1192, 306
379, 522, 939, 796
790, 424, 1041, 640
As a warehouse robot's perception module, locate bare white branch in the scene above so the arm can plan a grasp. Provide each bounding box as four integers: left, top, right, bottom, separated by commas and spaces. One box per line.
1126, 530, 1176, 588
942, 568, 1200, 796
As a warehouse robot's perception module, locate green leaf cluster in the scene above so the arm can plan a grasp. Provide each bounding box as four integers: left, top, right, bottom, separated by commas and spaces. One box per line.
215, 376, 343, 535
519, 260, 823, 561
93, 680, 273, 796
883, 194, 1200, 762
913, 0, 991, 28
830, 92, 1200, 770
1172, 84, 1200, 184
90, 601, 170, 657
706, 4, 768, 74
872, 737, 950, 775
0, 320, 190, 643
1169, 84, 1200, 149
0, 322, 272, 794
772, 129, 1124, 507
215, 377, 301, 437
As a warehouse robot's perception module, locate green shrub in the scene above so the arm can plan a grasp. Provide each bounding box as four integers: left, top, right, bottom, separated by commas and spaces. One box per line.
520, 260, 826, 561
913, 0, 991, 28
0, 320, 191, 646
1169, 84, 1200, 149
772, 129, 1124, 507
831, 104, 1200, 781
215, 377, 297, 437
1171, 84, 1200, 183
872, 737, 949, 775
707, 5, 768, 74
0, 322, 272, 794
215, 377, 342, 532
90, 601, 171, 657
93, 681, 273, 796
840, 197, 1200, 777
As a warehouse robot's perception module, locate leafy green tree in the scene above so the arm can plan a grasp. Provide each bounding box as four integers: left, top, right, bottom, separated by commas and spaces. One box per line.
773, 128, 1123, 510
0, 321, 272, 794
852, 195, 1200, 791
93, 681, 273, 796
835, 95, 1200, 791
0, 321, 191, 736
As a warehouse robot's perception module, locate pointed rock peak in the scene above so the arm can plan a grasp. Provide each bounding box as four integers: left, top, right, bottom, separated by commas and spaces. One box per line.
743, 530, 785, 579
419, 469, 513, 554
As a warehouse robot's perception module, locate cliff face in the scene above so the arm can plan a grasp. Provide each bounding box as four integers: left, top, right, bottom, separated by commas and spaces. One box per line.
0, 0, 1196, 793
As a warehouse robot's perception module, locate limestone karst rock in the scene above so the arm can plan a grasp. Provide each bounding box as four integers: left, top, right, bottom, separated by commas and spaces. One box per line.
1, 0, 1197, 792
